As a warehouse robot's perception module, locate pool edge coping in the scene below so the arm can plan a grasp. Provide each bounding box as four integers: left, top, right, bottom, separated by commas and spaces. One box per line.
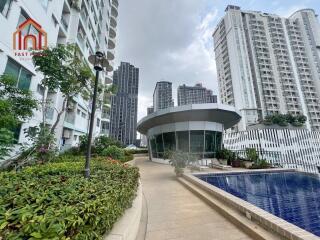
183, 170, 319, 240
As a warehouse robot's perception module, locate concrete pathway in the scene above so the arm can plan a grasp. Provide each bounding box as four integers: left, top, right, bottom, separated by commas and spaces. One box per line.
135, 156, 253, 240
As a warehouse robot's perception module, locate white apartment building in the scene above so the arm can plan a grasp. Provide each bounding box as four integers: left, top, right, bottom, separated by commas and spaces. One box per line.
177, 83, 217, 106
153, 81, 174, 112
213, 5, 320, 131
0, 0, 118, 151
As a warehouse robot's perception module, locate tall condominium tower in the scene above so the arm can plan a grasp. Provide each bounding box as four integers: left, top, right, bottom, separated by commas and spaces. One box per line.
213, 5, 320, 131
177, 83, 217, 106
153, 81, 174, 111
0, 0, 119, 150
110, 62, 139, 145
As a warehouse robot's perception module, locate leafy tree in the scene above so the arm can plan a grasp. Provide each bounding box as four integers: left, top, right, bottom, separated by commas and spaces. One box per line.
263, 113, 307, 127
284, 114, 295, 124
296, 114, 307, 124
32, 44, 94, 135
0, 75, 38, 159
24, 124, 57, 163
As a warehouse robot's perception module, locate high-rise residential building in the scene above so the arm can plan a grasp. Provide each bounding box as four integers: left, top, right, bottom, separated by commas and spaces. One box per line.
110, 62, 139, 146
147, 106, 154, 115
0, 0, 119, 151
153, 81, 174, 111
177, 83, 217, 106
213, 5, 320, 131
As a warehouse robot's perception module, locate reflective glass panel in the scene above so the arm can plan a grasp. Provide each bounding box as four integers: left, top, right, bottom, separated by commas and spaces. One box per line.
163, 132, 176, 151
205, 131, 216, 152
150, 138, 157, 158
190, 130, 204, 153
156, 134, 164, 157
176, 131, 189, 152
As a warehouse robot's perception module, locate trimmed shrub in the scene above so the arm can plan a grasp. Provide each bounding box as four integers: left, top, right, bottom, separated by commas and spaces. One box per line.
0, 158, 139, 239
125, 149, 148, 154
101, 146, 125, 161
94, 136, 123, 155
250, 159, 271, 169
123, 151, 134, 163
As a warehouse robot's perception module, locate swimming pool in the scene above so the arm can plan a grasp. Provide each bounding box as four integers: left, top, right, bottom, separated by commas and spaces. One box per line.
197, 171, 320, 237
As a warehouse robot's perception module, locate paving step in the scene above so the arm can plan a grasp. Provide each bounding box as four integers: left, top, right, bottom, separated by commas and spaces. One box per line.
178, 177, 284, 240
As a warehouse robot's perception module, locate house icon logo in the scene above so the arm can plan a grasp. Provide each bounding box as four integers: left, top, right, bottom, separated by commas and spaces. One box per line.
13, 18, 47, 51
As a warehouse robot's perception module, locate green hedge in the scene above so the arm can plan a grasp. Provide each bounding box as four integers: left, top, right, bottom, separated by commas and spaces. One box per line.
125, 149, 148, 154
101, 146, 125, 161
0, 159, 139, 239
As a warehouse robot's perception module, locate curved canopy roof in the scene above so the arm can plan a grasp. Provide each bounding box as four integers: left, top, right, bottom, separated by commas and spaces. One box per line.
137, 103, 241, 135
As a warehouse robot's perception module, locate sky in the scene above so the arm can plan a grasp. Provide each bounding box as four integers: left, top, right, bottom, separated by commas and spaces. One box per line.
114, 0, 320, 122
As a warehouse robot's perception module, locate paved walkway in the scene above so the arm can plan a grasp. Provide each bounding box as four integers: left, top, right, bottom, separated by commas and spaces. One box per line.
135, 157, 253, 240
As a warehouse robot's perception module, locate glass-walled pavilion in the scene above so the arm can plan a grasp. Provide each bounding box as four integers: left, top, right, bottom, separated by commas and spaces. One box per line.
137, 104, 241, 164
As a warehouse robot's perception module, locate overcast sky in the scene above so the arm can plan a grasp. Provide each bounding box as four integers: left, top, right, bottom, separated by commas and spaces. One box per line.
115, 0, 320, 122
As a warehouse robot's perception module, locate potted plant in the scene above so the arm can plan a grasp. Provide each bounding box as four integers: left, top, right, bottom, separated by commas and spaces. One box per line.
168, 151, 189, 177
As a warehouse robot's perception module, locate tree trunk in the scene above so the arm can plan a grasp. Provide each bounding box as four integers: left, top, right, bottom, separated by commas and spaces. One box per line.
50, 97, 68, 135
41, 92, 46, 125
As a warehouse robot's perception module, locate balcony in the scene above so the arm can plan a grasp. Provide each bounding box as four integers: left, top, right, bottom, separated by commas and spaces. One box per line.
108, 38, 115, 49
112, 0, 119, 8
109, 27, 116, 39
61, 1, 71, 32
61, 16, 69, 31
110, 16, 117, 28
107, 49, 115, 60
57, 27, 67, 44
65, 112, 75, 124
111, 5, 118, 18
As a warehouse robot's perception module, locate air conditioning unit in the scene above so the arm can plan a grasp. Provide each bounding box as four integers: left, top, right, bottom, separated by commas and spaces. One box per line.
63, 129, 71, 139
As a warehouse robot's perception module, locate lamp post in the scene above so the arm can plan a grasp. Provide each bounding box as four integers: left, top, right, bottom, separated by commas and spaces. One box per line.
85, 51, 111, 179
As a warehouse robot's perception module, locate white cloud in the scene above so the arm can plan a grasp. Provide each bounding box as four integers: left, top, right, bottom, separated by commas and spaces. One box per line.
274, 4, 307, 17
137, 94, 152, 121
116, 0, 219, 121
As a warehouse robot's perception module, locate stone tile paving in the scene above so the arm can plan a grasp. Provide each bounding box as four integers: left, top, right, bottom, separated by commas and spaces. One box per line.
135, 157, 253, 240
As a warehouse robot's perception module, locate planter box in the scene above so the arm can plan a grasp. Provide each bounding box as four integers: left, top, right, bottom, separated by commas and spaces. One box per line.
232, 160, 241, 168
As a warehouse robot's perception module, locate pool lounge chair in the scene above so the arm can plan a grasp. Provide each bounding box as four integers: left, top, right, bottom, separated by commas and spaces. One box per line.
206, 158, 232, 170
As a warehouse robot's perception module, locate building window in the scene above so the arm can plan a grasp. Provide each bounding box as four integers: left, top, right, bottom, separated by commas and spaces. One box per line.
37, 84, 45, 96
97, 118, 100, 127
0, 0, 12, 16
4, 58, 32, 90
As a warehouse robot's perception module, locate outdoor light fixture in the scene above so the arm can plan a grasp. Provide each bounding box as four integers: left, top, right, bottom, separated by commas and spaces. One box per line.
85, 51, 112, 179
89, 51, 107, 71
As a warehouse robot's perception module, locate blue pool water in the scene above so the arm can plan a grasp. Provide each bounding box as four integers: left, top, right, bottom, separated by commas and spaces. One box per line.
197, 171, 320, 237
